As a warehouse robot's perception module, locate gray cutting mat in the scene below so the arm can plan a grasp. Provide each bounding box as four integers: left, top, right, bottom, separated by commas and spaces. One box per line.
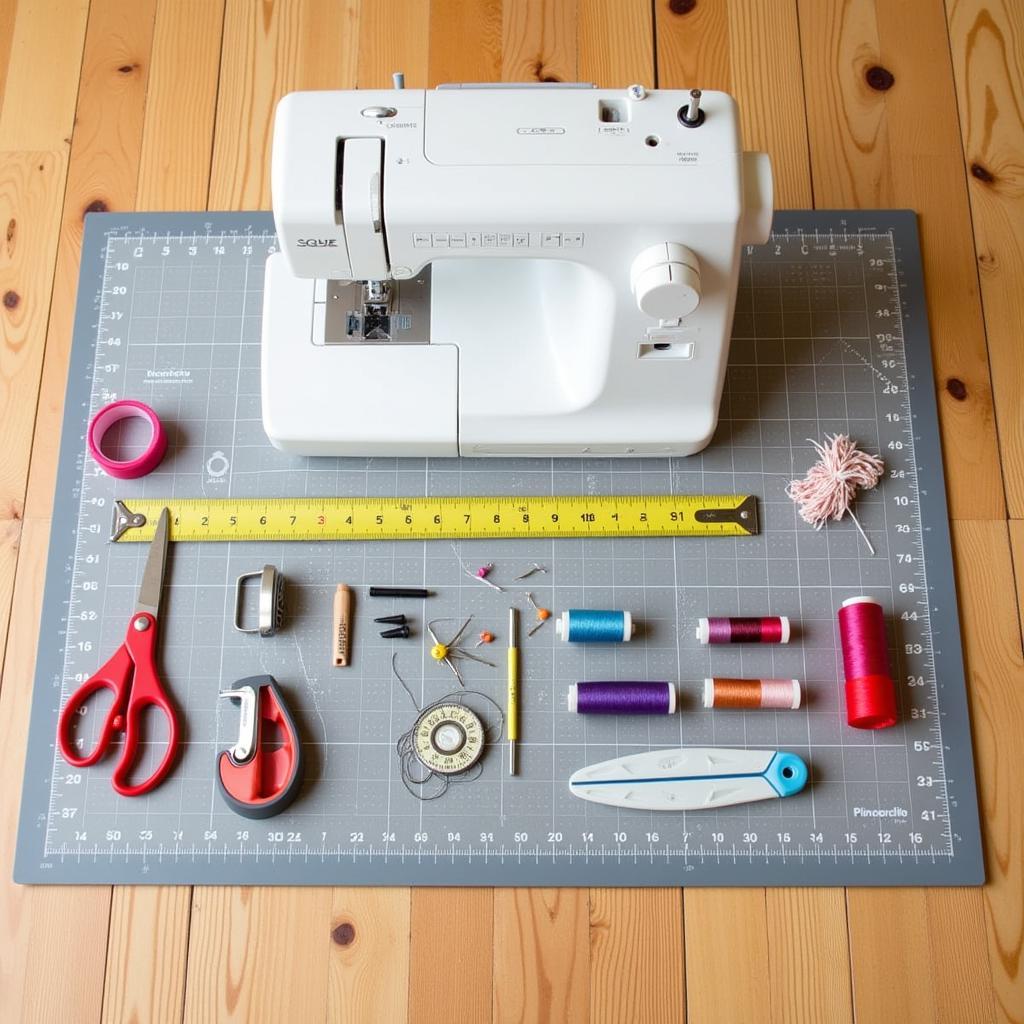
15, 211, 983, 886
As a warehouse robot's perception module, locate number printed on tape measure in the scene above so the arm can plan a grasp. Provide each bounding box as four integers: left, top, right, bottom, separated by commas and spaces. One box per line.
111, 495, 758, 542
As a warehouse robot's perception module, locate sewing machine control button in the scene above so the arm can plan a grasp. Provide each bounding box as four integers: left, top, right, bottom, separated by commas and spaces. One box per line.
631, 243, 701, 320
413, 232, 431, 248
482, 232, 497, 247
498, 232, 513, 247
450, 233, 466, 247
563, 232, 584, 247
541, 232, 562, 247
361, 106, 398, 118
431, 232, 449, 247
468, 232, 481, 247
513, 232, 529, 247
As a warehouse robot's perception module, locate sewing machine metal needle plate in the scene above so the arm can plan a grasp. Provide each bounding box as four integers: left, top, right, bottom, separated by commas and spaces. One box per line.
14, 211, 983, 886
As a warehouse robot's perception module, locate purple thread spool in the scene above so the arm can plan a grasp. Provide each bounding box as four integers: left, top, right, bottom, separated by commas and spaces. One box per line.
567, 681, 676, 715
697, 616, 791, 644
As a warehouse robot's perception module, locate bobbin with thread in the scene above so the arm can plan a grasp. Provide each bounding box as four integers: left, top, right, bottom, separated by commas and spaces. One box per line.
838, 596, 897, 729
703, 678, 801, 710
568, 681, 676, 715
556, 609, 634, 643
697, 616, 791, 645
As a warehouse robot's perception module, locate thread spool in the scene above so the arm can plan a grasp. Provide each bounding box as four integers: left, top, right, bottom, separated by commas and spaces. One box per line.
568, 681, 676, 715
702, 678, 801, 710
556, 609, 634, 643
837, 596, 898, 729
696, 616, 791, 644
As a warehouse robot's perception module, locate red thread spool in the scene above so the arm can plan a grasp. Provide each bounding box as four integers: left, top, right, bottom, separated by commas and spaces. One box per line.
837, 596, 897, 729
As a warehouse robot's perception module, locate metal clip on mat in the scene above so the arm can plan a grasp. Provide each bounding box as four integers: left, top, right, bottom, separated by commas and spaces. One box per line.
233, 565, 285, 637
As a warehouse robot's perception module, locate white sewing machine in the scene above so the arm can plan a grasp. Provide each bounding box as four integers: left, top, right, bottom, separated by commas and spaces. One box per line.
261, 83, 772, 456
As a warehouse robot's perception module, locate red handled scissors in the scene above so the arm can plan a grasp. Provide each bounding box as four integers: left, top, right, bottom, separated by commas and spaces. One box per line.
58, 507, 180, 795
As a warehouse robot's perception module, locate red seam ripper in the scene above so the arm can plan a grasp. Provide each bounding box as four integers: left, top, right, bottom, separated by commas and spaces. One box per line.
217, 675, 305, 819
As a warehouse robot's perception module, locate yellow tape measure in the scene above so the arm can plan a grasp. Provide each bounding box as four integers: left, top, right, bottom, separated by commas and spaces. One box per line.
110, 494, 757, 543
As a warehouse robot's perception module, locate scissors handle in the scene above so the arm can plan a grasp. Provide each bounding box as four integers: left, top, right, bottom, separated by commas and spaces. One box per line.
111, 612, 180, 796
57, 612, 180, 795
57, 645, 133, 768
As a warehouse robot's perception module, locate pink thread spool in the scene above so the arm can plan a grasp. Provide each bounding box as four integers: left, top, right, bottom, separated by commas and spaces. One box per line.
697, 616, 791, 644
837, 596, 898, 729
702, 678, 802, 710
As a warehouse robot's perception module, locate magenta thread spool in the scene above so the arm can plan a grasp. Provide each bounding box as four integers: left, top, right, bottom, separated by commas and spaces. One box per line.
838, 596, 898, 729
568, 681, 676, 715
696, 616, 791, 644
702, 678, 802, 710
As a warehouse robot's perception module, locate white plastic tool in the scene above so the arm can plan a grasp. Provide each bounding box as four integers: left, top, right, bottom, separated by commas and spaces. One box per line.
568, 747, 808, 811
262, 83, 773, 457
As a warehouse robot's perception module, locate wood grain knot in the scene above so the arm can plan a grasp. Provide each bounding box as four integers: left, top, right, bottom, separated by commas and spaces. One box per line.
946, 377, 968, 401
970, 162, 996, 184
331, 922, 356, 945
865, 65, 895, 91
83, 199, 108, 219
532, 60, 560, 83
669, 0, 697, 14
6, 217, 15, 244
3, 289, 19, 310
117, 63, 140, 74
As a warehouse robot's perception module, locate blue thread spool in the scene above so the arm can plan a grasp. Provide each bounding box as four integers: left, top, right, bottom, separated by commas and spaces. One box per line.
556, 609, 634, 643
568, 681, 676, 715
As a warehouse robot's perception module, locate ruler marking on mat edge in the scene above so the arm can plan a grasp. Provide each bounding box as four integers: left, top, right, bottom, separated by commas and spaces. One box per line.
110, 494, 758, 542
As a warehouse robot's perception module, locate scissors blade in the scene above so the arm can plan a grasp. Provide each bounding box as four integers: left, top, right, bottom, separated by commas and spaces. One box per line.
136, 507, 169, 616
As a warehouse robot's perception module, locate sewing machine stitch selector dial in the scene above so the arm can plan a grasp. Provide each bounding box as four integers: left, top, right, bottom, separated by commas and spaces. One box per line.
630, 242, 702, 320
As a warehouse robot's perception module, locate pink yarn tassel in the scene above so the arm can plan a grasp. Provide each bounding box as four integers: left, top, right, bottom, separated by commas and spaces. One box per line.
786, 435, 884, 554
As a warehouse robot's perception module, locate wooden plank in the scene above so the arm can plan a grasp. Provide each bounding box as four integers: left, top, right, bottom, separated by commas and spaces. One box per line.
409, 888, 493, 1024
103, 887, 192, 1024
183, 887, 335, 1023
492, 889, 589, 1023
685, 889, 768, 1023
578, 0, 653, 87
101, 4, 228, 1021
579, 8, 692, 1020
0, 522, 109, 1024
208, 0, 361, 210
962, 518, 1024, 1022
502, 0, 579, 83
765, 889, 853, 1023
327, 888, 411, 1023
0, 153, 64, 674
591, 888, 683, 1024
183, 5, 374, 1020
0, 0, 89, 149
946, 0, 1024, 516
427, 0, 503, 85
797, 0, 1005, 520
0, 3, 146, 1022
355, 0, 429, 88
659, 7, 850, 1022
136, 0, 227, 209
0, 0, 19, 108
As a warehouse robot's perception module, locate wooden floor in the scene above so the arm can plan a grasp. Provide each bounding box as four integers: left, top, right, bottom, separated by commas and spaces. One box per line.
0, 0, 1021, 1021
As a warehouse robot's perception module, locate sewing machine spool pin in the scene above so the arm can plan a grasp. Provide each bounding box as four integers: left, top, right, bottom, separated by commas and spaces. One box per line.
679, 88, 704, 127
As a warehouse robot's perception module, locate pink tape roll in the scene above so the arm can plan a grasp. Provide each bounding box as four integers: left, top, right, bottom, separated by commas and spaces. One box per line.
87, 400, 167, 479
